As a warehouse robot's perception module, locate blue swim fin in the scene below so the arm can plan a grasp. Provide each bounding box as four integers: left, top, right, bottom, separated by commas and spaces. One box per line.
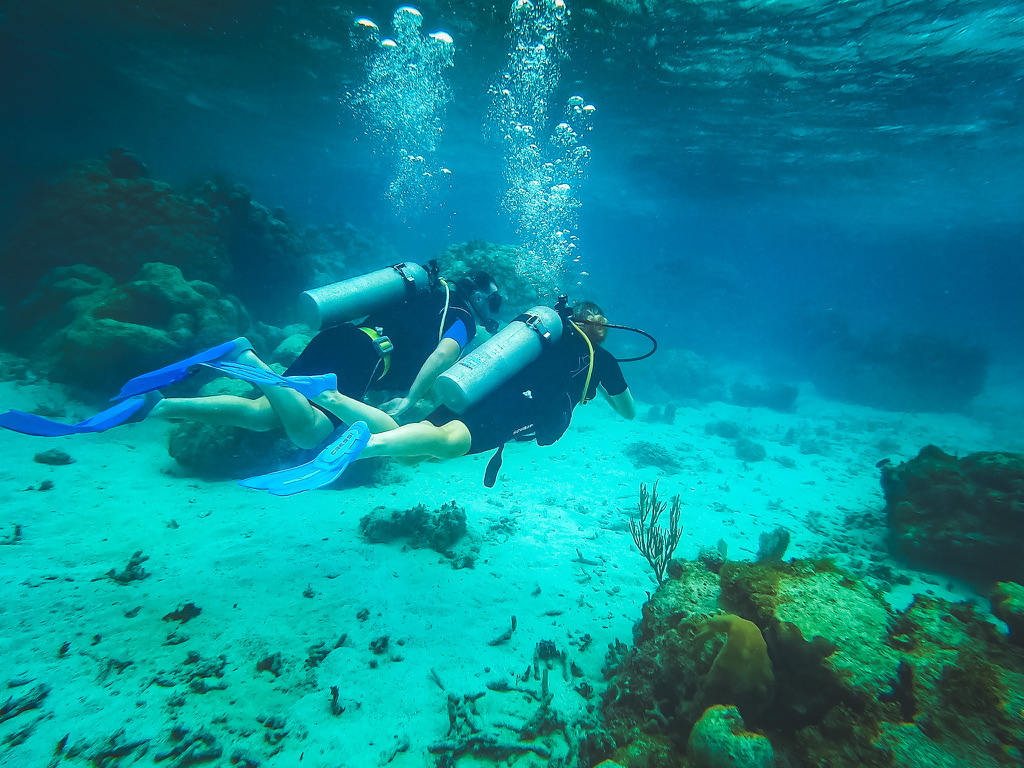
240, 421, 371, 496
0, 394, 159, 437
112, 337, 253, 401
202, 361, 338, 400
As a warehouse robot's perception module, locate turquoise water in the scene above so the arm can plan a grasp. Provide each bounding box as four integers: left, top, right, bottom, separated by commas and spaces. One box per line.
1, 1, 1023, 766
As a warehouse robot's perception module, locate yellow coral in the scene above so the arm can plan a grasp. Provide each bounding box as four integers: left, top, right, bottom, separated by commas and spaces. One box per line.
692, 613, 775, 718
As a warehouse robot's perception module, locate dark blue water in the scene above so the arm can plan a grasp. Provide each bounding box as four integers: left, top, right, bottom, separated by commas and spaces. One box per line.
2, 0, 1021, 387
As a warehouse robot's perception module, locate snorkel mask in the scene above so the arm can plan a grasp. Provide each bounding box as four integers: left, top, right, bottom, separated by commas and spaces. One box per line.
456, 274, 502, 334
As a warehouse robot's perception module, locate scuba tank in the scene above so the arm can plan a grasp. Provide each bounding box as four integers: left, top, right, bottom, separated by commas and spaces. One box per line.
435, 305, 563, 413
299, 262, 432, 331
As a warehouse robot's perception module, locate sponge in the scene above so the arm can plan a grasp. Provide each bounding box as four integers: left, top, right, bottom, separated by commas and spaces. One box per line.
692, 613, 775, 718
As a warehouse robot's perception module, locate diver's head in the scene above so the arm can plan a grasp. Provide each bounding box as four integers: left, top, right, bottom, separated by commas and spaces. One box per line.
456, 270, 502, 334
572, 300, 608, 346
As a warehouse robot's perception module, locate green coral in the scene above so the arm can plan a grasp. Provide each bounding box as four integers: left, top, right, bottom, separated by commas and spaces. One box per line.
881, 445, 1024, 584
24, 262, 248, 391
687, 705, 773, 768
991, 582, 1024, 645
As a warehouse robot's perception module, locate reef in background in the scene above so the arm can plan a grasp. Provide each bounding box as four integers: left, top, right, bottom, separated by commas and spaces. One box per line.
435, 239, 542, 312
0, 150, 394, 393
882, 445, 1024, 586
798, 312, 988, 413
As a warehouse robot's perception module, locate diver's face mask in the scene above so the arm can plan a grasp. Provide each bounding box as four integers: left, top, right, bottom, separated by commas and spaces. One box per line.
580, 313, 609, 344
472, 286, 502, 334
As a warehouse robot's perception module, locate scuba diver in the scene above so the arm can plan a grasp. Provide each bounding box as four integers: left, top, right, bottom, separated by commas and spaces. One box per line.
212, 298, 644, 495
0, 263, 504, 449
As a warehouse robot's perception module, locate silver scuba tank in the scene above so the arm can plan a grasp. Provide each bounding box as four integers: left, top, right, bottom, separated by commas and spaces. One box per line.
299, 262, 431, 330
435, 305, 563, 413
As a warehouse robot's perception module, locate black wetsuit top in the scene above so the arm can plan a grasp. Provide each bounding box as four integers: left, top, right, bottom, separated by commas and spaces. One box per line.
286, 287, 476, 406
427, 326, 628, 455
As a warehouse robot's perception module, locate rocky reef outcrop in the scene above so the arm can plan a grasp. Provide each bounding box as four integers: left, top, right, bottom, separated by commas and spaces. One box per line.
9, 262, 248, 392
801, 314, 988, 413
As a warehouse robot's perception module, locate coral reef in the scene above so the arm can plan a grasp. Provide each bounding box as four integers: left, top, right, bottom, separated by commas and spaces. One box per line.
434, 240, 540, 312
691, 615, 775, 720
992, 583, 1024, 646
881, 445, 1024, 584
705, 421, 740, 440
1, 156, 230, 300
730, 381, 798, 413
632, 347, 727, 404
734, 437, 767, 463
168, 423, 300, 481
0, 154, 327, 318
590, 557, 1024, 767
33, 448, 74, 466
192, 180, 312, 316
0, 153, 394, 394
623, 441, 682, 473
15, 262, 249, 392
358, 501, 473, 559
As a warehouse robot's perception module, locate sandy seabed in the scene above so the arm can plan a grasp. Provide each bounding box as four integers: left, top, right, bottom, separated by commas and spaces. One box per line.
1, 369, 1022, 768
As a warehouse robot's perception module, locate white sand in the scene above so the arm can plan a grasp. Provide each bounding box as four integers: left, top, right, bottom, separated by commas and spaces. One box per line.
1, 368, 1020, 767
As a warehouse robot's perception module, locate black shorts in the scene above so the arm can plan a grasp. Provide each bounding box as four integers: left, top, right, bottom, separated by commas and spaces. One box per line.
426, 391, 537, 456
285, 324, 384, 426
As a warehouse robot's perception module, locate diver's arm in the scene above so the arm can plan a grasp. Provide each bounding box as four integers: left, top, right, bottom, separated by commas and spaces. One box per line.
601, 386, 637, 420
386, 337, 462, 417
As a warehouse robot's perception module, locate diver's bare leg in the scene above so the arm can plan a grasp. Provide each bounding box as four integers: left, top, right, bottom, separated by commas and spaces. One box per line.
313, 390, 472, 460
313, 390, 401, 433
360, 420, 472, 462
230, 350, 334, 448
151, 394, 280, 431
151, 350, 333, 449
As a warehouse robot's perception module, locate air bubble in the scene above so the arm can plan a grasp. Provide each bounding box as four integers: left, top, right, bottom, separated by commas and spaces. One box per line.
487, 0, 592, 296
349, 6, 456, 216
